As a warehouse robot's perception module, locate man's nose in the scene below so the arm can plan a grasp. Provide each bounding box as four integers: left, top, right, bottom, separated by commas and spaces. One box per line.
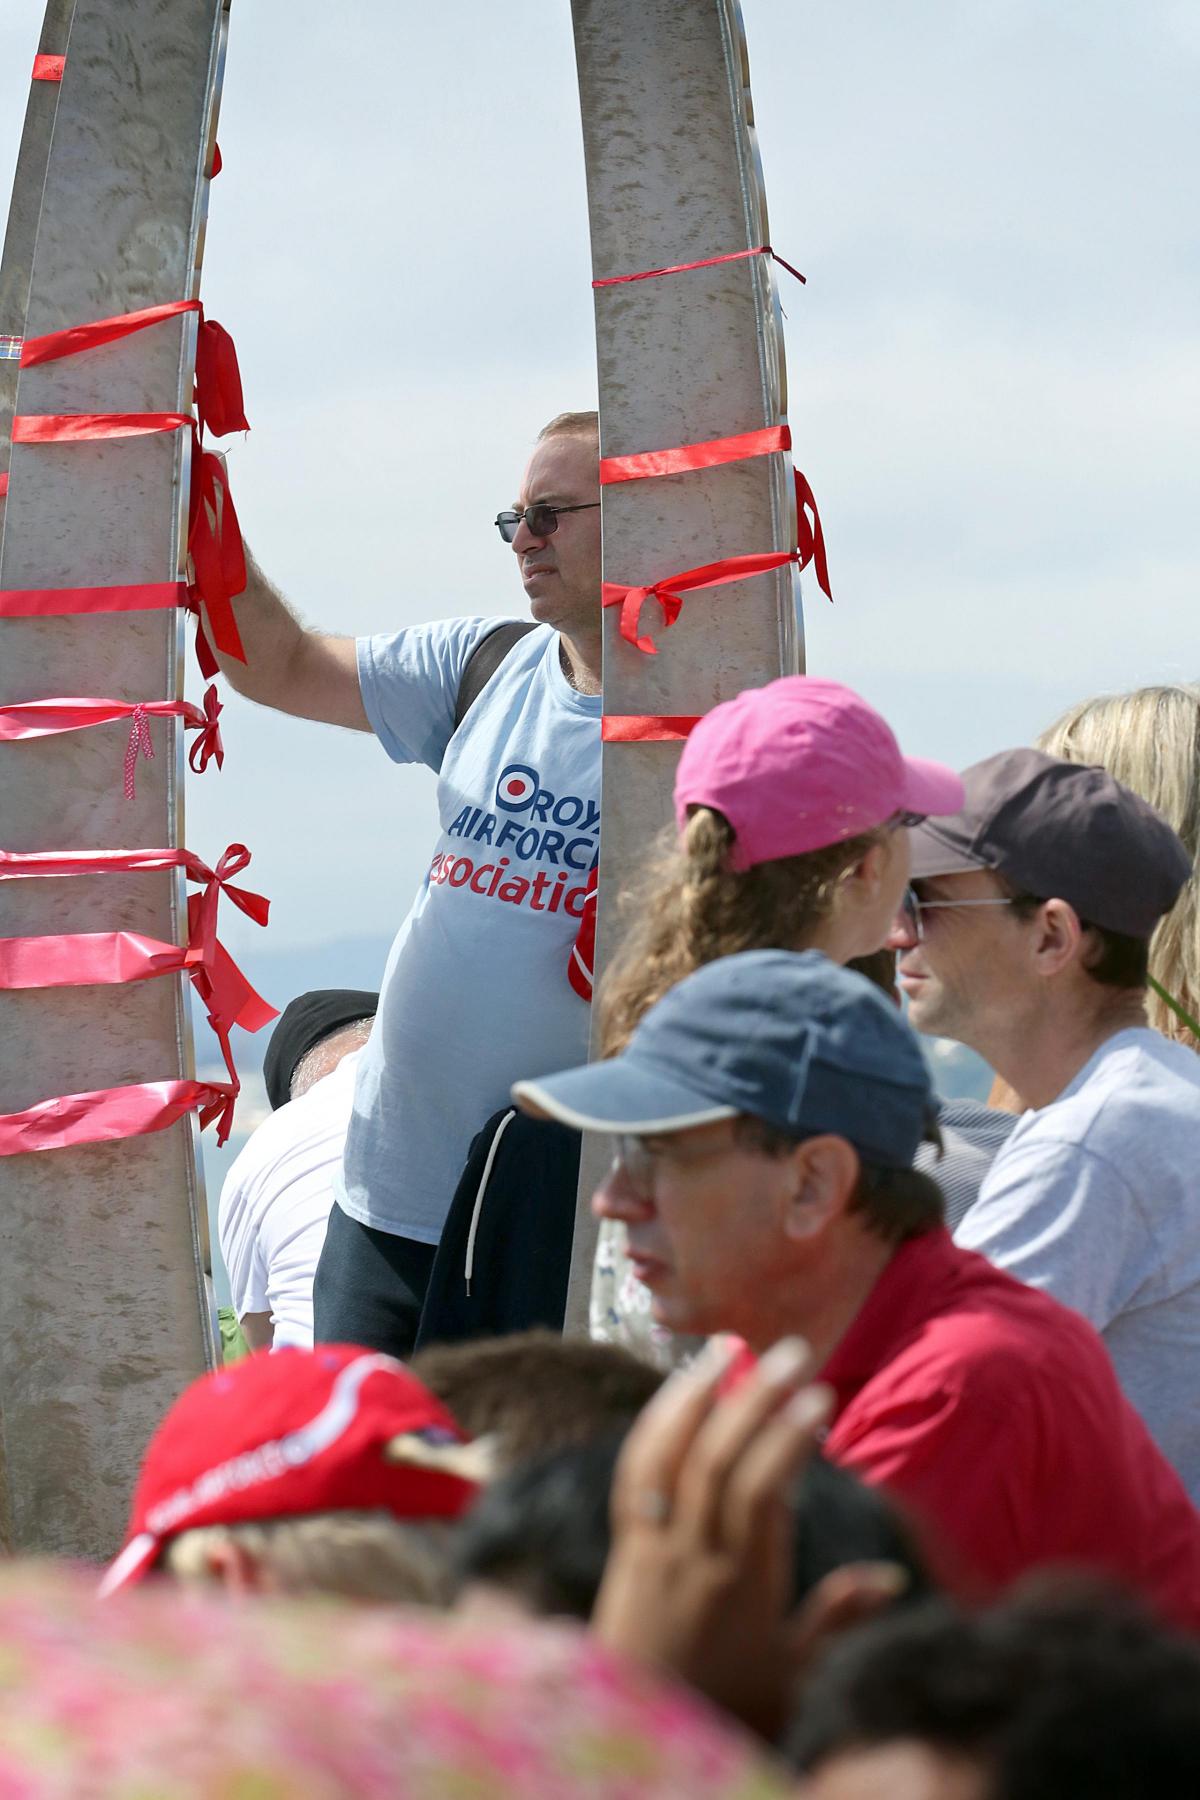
510, 513, 549, 555
592, 1162, 651, 1223
886, 908, 918, 952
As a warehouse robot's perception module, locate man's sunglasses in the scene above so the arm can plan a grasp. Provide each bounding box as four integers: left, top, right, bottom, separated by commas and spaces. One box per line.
494, 502, 600, 543
899, 885, 1017, 942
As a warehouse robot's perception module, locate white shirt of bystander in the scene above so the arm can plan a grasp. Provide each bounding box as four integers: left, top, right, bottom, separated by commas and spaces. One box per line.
956, 1027, 1200, 1500
218, 1050, 361, 1350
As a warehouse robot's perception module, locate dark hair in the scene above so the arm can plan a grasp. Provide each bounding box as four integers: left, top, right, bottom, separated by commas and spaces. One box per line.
1003, 886, 1150, 992
789, 1580, 1200, 1796
735, 1116, 946, 1246
409, 1331, 662, 1472
457, 1432, 933, 1624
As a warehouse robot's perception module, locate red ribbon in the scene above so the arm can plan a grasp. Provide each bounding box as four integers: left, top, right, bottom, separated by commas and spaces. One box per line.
599, 424, 790, 485
31, 54, 64, 82
187, 449, 248, 662
20, 298, 248, 439
210, 142, 223, 178
603, 550, 798, 654
0, 687, 225, 786
601, 715, 700, 741
592, 244, 806, 289
0, 473, 8, 499
0, 1077, 238, 1156
0, 844, 275, 1147
0, 580, 186, 619
11, 411, 191, 444
19, 299, 199, 369
795, 470, 832, 603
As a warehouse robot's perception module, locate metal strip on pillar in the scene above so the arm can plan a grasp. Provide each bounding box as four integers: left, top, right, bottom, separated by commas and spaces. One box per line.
0, 0, 76, 522
0, 0, 230, 1557
565, 0, 801, 1339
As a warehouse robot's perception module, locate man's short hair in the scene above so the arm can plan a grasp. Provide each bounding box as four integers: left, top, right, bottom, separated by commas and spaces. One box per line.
409, 1331, 662, 1472
456, 1430, 933, 1623
735, 1115, 946, 1247
537, 409, 599, 444
163, 1512, 455, 1605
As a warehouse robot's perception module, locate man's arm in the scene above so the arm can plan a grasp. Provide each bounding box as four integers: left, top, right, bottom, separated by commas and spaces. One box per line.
202, 546, 371, 732
239, 1310, 274, 1352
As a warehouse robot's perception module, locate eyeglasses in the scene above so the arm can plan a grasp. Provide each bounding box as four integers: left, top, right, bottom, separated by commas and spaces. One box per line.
494, 502, 601, 543
610, 1129, 739, 1200
899, 885, 1018, 942
888, 811, 928, 830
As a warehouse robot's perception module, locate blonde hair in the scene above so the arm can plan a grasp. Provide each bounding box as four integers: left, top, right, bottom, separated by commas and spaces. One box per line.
598, 807, 887, 1056
537, 410, 599, 443
1038, 684, 1200, 1046
163, 1511, 455, 1605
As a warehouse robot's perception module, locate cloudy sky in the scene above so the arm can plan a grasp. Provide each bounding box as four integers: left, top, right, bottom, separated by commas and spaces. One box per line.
1, 0, 1197, 964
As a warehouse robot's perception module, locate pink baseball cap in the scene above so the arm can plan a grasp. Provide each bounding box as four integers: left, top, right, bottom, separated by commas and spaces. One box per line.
674, 677, 964, 871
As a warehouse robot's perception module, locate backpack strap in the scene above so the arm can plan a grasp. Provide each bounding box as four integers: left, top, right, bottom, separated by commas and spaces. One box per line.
453, 621, 539, 730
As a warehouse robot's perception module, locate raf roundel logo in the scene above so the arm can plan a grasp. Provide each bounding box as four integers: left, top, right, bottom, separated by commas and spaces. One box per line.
496, 763, 539, 812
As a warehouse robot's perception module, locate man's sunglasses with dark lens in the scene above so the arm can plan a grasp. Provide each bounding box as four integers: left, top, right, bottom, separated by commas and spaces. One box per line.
494, 502, 600, 543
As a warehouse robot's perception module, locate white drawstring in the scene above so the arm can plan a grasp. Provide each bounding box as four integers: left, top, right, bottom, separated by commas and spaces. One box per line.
464, 1109, 517, 1295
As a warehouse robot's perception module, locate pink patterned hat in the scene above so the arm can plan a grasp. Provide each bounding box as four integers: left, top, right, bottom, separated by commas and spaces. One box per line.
674, 677, 964, 871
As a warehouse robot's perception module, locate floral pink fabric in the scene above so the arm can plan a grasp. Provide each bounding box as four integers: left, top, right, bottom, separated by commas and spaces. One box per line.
0, 1562, 794, 1798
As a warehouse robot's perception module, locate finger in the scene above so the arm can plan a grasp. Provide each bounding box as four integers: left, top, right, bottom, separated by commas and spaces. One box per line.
671, 1337, 815, 1546
719, 1382, 834, 1556
785, 1561, 911, 1678
609, 1336, 732, 1529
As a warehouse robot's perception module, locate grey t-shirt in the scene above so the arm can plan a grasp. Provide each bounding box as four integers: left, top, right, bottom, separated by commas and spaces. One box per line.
919, 1098, 1017, 1233
956, 1027, 1200, 1501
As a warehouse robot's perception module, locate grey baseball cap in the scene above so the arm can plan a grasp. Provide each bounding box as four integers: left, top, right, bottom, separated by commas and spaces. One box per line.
514, 949, 936, 1170
909, 748, 1191, 939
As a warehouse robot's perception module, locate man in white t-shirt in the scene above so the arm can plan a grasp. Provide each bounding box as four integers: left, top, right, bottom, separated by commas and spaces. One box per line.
888, 748, 1200, 1498
219, 990, 378, 1350
202, 413, 602, 1355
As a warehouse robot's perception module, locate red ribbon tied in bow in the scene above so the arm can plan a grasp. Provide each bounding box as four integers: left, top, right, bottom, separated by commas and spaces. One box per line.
188, 449, 248, 665
603, 550, 799, 655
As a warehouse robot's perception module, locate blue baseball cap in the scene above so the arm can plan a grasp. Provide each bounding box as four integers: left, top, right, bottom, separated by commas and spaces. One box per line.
513, 950, 936, 1169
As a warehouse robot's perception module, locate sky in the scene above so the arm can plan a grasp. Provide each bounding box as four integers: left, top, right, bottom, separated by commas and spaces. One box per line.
1, 0, 1197, 971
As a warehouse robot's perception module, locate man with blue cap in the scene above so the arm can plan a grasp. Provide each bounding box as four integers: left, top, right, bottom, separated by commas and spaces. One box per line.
514, 951, 1200, 1626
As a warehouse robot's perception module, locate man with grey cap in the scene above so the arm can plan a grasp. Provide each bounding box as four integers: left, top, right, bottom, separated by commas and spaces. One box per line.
889, 747, 1200, 1499
513, 950, 1200, 1618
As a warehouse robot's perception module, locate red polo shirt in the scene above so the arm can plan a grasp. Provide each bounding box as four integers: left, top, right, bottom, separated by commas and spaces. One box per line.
736, 1229, 1200, 1629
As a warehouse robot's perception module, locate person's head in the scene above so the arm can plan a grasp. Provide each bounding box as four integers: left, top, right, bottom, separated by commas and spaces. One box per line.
889, 748, 1192, 1061
600, 679, 963, 1055
99, 1346, 484, 1601
503, 411, 601, 643
790, 1581, 1200, 1799
517, 950, 942, 1348
1038, 684, 1200, 1048
455, 1428, 932, 1625
409, 1331, 662, 1472
261, 988, 379, 1110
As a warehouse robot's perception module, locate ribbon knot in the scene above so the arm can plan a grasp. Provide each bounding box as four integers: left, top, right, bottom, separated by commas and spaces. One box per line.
184, 843, 270, 979
187, 684, 225, 774
123, 706, 154, 799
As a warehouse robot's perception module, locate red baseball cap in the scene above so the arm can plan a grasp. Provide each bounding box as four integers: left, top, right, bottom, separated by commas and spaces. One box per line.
674, 677, 964, 871
100, 1345, 481, 1598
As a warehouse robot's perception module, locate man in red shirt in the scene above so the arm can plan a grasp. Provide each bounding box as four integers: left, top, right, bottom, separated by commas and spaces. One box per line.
515, 950, 1200, 1627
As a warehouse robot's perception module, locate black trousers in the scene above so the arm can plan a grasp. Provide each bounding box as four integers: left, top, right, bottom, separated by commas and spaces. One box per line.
313, 1204, 437, 1360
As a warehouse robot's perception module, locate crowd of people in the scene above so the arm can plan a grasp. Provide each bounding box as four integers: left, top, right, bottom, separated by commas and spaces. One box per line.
8, 409, 1198, 1791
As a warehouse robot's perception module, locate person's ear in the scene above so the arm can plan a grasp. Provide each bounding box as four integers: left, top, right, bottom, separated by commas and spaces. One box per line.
204, 1538, 269, 1596
842, 842, 887, 909
1030, 898, 1084, 979
781, 1135, 861, 1240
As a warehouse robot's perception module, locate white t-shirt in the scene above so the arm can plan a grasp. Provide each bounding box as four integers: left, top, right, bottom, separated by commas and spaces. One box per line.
340, 618, 601, 1242
218, 1051, 360, 1349
956, 1027, 1200, 1501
